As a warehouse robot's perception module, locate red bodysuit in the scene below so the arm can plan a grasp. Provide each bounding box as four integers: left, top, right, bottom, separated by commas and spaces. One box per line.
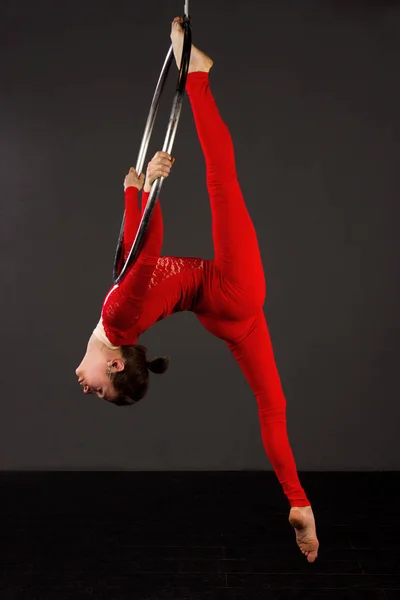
95, 73, 310, 508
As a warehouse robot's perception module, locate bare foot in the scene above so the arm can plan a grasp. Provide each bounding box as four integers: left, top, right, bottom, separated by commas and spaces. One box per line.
289, 506, 319, 563
170, 16, 213, 73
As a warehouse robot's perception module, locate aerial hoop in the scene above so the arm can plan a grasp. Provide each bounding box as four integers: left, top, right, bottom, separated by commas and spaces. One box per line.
113, 3, 192, 284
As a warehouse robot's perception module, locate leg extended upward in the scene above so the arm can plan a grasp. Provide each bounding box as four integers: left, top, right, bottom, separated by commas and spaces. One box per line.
171, 18, 264, 305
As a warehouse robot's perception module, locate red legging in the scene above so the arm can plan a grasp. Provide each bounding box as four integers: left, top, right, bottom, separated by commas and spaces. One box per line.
186, 72, 310, 507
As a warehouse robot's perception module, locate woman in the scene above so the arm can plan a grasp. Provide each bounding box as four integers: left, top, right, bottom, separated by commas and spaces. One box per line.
76, 17, 319, 562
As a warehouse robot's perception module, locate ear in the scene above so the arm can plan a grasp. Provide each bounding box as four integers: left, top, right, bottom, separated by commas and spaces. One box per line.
111, 359, 125, 373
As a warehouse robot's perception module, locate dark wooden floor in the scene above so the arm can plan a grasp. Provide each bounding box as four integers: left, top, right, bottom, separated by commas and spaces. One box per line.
1, 472, 399, 599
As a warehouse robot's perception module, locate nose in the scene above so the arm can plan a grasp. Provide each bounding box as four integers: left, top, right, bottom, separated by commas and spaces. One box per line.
83, 385, 90, 394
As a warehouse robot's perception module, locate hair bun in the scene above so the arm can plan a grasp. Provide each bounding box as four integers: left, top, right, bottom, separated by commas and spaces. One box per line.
147, 356, 169, 375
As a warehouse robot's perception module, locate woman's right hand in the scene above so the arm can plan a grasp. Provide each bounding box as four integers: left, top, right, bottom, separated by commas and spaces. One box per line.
124, 167, 145, 191
144, 151, 175, 193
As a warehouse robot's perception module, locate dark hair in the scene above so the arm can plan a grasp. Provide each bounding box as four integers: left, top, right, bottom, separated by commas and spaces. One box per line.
111, 344, 169, 407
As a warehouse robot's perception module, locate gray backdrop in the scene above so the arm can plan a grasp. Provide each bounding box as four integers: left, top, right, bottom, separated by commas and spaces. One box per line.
1, 0, 399, 471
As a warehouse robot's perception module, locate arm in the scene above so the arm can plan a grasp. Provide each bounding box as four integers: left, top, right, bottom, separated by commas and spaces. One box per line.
102, 153, 174, 345
123, 188, 164, 263
122, 151, 174, 262
122, 185, 141, 262
114, 168, 143, 278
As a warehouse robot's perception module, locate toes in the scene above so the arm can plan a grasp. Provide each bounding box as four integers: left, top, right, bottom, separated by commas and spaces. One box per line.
307, 551, 318, 563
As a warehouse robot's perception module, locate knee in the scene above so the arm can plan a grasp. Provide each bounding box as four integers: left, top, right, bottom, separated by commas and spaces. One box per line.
258, 405, 287, 423
206, 172, 238, 194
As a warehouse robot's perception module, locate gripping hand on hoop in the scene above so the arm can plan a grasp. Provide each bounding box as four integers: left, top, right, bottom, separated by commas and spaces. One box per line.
124, 167, 145, 191
144, 151, 175, 193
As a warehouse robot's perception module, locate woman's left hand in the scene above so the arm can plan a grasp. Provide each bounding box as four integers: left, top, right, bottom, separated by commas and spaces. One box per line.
124, 167, 145, 191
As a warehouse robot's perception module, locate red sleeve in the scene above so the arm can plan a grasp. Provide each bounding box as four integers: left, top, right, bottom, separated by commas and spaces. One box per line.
102, 188, 164, 345
122, 186, 141, 262
123, 187, 164, 261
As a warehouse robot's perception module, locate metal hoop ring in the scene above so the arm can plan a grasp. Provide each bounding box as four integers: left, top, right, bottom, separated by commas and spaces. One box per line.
113, 7, 192, 284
